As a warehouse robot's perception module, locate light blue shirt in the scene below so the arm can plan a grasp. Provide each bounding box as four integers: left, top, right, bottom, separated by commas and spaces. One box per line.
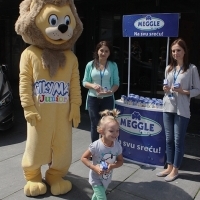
88, 66, 111, 97
82, 60, 120, 110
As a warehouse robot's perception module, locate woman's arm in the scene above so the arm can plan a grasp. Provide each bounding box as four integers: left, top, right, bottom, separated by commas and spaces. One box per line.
190, 65, 200, 98
173, 87, 190, 95
163, 65, 171, 93
82, 62, 101, 92
173, 65, 200, 96
84, 82, 101, 92
110, 62, 119, 94
113, 62, 120, 86
82, 62, 92, 87
110, 85, 119, 93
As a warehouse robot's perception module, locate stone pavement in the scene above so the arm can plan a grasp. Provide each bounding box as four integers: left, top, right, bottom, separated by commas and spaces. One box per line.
0, 99, 200, 200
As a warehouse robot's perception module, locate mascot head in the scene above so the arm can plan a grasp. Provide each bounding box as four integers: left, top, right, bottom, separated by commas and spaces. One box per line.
15, 0, 83, 51
15, 0, 83, 77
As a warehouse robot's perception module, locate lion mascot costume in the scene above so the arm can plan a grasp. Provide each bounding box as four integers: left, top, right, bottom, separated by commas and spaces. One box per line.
15, 0, 83, 196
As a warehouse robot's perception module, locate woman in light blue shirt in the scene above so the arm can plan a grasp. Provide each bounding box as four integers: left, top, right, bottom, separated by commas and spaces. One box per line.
82, 41, 119, 142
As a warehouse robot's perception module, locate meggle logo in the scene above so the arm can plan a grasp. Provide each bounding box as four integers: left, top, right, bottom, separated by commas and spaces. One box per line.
118, 111, 162, 136
134, 15, 164, 31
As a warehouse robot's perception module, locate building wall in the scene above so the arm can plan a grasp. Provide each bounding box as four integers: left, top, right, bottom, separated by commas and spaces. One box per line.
0, 0, 200, 133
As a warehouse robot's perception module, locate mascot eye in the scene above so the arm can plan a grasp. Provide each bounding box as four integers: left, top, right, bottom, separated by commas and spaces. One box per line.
64, 15, 70, 25
49, 15, 58, 26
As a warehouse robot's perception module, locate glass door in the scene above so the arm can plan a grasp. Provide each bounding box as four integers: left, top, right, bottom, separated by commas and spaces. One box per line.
119, 37, 165, 99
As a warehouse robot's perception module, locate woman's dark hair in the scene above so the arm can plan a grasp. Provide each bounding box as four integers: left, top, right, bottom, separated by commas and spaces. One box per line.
93, 41, 114, 68
168, 38, 189, 73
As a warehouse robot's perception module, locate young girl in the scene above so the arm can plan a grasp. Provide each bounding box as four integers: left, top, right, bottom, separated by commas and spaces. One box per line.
81, 109, 123, 200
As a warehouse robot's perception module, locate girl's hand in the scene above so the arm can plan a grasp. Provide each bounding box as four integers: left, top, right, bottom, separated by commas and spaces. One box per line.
105, 163, 112, 173
93, 165, 104, 175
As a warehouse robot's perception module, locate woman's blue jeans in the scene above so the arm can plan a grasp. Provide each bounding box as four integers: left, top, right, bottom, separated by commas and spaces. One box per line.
163, 112, 189, 168
87, 96, 114, 142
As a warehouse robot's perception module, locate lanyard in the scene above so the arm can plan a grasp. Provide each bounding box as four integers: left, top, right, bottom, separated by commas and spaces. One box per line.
99, 62, 107, 86
173, 67, 182, 83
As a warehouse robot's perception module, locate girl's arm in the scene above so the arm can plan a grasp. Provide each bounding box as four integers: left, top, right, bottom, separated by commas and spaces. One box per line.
81, 149, 92, 168
81, 150, 104, 175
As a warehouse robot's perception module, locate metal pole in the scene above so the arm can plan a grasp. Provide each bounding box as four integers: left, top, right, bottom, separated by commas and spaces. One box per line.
166, 37, 170, 67
128, 37, 131, 96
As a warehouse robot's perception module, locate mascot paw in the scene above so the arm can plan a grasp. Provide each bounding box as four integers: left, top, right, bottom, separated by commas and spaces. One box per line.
45, 174, 72, 195
24, 181, 47, 196
51, 179, 72, 196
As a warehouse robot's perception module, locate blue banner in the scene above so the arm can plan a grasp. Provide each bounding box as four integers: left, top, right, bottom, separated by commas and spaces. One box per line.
123, 13, 179, 37
115, 101, 166, 167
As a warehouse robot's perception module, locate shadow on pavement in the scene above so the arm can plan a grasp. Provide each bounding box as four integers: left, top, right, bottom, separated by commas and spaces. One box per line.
0, 100, 26, 147
179, 173, 200, 182
108, 180, 194, 200
35, 173, 92, 200
184, 134, 200, 157
181, 156, 200, 172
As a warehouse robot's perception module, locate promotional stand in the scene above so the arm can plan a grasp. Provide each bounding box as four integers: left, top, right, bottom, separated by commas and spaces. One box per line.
116, 13, 179, 167
115, 100, 165, 167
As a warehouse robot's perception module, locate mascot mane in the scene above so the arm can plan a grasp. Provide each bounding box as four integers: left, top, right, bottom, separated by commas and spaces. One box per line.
15, 0, 83, 51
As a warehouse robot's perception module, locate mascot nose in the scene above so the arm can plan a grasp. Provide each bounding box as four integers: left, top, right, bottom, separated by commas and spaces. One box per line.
58, 24, 68, 33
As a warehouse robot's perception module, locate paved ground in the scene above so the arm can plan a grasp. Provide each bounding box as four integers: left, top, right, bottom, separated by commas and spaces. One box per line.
0, 98, 200, 200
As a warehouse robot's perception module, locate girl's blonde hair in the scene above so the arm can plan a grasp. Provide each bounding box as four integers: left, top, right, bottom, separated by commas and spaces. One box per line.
97, 109, 120, 132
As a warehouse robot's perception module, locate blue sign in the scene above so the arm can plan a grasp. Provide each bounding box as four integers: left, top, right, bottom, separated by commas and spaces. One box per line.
123, 13, 179, 37
115, 102, 166, 167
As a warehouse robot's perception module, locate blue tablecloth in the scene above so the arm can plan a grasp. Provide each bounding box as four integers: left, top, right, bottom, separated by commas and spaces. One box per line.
115, 100, 166, 167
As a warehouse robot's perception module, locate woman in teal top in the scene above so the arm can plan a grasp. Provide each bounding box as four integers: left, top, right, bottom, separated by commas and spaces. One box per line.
82, 41, 119, 142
